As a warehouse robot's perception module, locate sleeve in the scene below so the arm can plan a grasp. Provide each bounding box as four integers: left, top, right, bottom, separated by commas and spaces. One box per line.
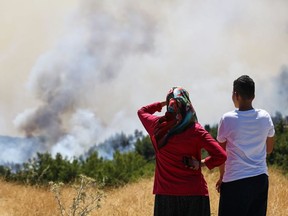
198, 126, 227, 170
267, 114, 275, 137
216, 116, 227, 143
137, 102, 163, 135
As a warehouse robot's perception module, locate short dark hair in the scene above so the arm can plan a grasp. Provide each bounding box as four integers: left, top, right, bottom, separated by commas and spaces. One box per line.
233, 75, 255, 100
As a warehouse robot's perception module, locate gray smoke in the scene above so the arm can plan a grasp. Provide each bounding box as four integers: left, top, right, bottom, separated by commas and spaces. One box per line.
276, 66, 288, 111
13, 1, 156, 159
7, 0, 288, 162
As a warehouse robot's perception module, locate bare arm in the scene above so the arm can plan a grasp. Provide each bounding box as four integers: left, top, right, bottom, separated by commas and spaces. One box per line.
216, 141, 226, 193
266, 136, 275, 154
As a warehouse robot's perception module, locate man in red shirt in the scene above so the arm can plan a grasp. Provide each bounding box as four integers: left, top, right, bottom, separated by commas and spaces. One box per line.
137, 87, 227, 216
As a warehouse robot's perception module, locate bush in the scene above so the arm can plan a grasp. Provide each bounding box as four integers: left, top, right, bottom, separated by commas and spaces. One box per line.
50, 175, 105, 216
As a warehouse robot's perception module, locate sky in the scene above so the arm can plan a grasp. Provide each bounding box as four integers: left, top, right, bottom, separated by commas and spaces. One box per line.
0, 0, 288, 162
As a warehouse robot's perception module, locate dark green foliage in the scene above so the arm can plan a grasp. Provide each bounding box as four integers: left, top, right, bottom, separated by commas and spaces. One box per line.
36, 153, 79, 183
0, 113, 287, 186
80, 150, 154, 187
0, 132, 155, 187
101, 151, 152, 187
134, 135, 155, 161
80, 152, 104, 179
0, 165, 11, 179
204, 124, 218, 139
267, 114, 288, 173
267, 133, 288, 171
6, 152, 80, 184
202, 124, 219, 158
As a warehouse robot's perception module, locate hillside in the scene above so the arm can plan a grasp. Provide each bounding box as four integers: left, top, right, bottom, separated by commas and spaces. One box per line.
0, 167, 287, 216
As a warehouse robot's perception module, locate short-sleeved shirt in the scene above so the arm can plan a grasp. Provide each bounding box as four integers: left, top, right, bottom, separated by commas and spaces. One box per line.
217, 109, 275, 182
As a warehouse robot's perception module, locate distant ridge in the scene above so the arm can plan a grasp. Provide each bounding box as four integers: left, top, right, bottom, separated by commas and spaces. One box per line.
0, 135, 44, 164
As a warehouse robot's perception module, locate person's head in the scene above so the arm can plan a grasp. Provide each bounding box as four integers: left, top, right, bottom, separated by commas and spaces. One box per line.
165, 87, 191, 116
232, 75, 255, 109
154, 87, 197, 149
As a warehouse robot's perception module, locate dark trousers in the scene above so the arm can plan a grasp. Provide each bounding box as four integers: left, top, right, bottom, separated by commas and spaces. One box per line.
218, 174, 269, 216
154, 195, 210, 216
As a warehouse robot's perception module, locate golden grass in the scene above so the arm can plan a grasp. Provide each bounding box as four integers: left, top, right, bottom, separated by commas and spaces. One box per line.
0, 167, 287, 216
0, 181, 58, 216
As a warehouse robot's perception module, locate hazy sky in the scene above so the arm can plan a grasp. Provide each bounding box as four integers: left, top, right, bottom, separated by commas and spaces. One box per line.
1, 0, 288, 143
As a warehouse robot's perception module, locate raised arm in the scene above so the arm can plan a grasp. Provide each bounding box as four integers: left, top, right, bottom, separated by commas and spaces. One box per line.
137, 101, 166, 135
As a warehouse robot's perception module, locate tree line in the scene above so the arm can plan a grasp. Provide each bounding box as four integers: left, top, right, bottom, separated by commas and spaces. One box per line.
0, 113, 287, 187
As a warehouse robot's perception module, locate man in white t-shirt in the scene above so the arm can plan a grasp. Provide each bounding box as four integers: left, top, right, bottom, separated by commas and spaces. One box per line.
216, 75, 275, 216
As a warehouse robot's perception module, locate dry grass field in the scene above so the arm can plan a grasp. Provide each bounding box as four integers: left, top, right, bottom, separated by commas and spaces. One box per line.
0, 167, 287, 216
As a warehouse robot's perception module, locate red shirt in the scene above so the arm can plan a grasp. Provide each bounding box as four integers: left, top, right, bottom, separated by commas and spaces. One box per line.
138, 102, 227, 196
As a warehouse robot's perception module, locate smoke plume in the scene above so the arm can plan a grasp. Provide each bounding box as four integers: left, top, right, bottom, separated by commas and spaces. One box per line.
13, 1, 156, 158
5, 0, 288, 162
276, 66, 288, 111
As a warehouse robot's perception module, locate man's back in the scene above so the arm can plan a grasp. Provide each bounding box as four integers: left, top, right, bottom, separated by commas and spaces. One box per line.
217, 108, 274, 182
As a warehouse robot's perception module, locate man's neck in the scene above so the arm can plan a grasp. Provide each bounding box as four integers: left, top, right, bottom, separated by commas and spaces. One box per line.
238, 104, 253, 111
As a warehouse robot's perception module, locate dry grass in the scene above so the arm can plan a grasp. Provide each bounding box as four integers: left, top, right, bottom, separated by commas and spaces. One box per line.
0, 181, 58, 216
0, 167, 287, 216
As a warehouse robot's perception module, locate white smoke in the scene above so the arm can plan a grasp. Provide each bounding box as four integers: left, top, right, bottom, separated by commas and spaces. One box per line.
51, 109, 103, 158
13, 1, 157, 158
275, 66, 288, 111
0, 136, 44, 164
7, 0, 288, 161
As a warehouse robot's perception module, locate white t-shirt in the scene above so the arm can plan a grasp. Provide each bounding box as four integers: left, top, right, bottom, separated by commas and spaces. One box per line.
217, 109, 275, 182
